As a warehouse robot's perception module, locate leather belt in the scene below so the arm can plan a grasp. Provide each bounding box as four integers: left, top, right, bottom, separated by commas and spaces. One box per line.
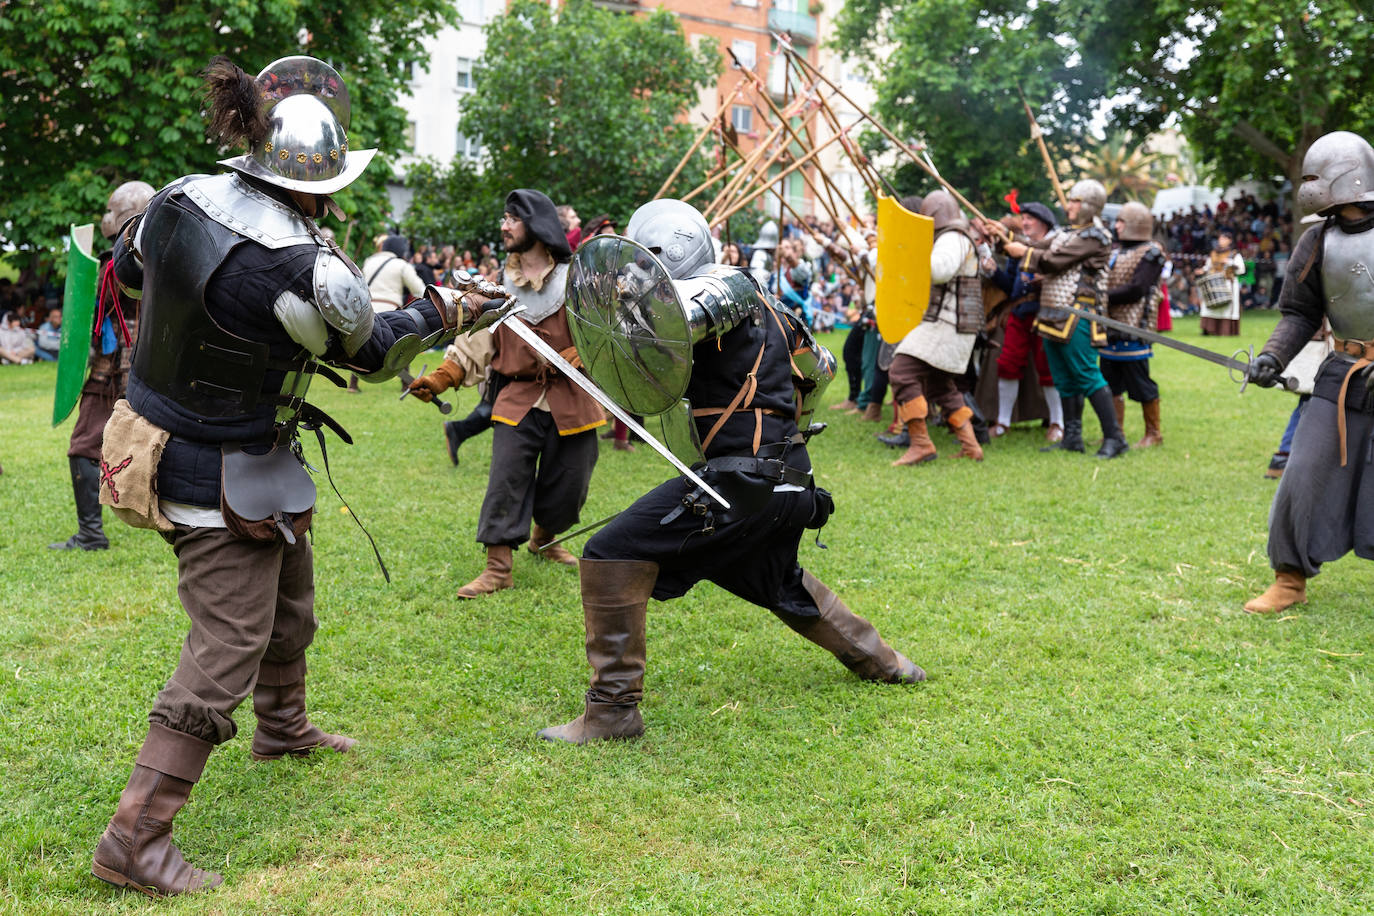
1332, 337, 1374, 466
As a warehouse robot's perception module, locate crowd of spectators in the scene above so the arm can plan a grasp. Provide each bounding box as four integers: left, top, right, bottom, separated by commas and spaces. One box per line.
1157, 192, 1294, 315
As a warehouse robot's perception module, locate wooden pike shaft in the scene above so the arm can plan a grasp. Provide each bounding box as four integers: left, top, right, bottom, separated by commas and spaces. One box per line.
704, 122, 793, 220
1018, 86, 1069, 212
654, 81, 750, 200
711, 131, 847, 225
702, 108, 788, 216
781, 45, 1008, 239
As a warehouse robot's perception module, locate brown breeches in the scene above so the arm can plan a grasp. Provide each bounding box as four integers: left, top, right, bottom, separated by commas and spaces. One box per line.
888, 353, 967, 418
149, 525, 318, 744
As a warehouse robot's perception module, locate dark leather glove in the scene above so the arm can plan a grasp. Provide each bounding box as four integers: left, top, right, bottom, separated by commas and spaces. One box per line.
408, 359, 464, 402
1247, 352, 1283, 388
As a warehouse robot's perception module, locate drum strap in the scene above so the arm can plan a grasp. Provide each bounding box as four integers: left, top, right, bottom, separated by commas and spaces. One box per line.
1333, 336, 1374, 467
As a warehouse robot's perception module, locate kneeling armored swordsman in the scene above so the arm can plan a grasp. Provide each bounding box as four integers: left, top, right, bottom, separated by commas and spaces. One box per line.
539, 199, 926, 745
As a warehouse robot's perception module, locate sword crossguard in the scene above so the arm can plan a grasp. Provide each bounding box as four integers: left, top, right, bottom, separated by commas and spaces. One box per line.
1229, 345, 1255, 394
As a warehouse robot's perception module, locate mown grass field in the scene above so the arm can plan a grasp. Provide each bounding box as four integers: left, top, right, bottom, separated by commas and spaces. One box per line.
0, 311, 1370, 915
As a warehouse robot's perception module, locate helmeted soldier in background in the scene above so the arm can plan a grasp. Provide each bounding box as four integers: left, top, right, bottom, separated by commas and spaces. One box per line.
1001, 178, 1129, 459
49, 180, 154, 551
1100, 202, 1167, 448
887, 191, 986, 466
1245, 130, 1374, 613
538, 199, 924, 746
91, 56, 472, 898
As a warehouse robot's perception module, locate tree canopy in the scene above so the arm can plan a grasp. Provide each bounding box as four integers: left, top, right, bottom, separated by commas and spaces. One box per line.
833, 0, 1374, 217
402, 0, 719, 249
0, 0, 454, 256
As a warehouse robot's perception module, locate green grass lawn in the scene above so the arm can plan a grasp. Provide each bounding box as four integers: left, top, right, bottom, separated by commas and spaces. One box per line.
1, 312, 1370, 915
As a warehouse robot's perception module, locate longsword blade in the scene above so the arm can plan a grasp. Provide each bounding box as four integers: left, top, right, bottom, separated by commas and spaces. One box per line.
1058, 305, 1298, 392
490, 308, 732, 509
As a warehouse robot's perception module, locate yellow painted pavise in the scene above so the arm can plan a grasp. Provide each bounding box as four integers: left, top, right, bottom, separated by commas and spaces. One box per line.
874, 195, 934, 344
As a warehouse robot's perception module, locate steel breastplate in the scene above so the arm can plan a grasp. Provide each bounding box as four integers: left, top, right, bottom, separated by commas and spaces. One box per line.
1321, 227, 1374, 341
131, 191, 308, 419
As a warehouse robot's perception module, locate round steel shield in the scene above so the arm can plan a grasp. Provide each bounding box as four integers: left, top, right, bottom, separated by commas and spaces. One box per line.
566, 235, 693, 417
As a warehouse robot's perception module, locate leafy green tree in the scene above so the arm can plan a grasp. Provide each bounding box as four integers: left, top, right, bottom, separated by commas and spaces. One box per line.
1072, 133, 1162, 202
1114, 0, 1374, 217
831, 0, 1124, 213
421, 0, 719, 246
0, 0, 454, 259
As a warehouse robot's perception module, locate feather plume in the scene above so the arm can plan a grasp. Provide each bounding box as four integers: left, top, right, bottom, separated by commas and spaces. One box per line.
202, 56, 269, 148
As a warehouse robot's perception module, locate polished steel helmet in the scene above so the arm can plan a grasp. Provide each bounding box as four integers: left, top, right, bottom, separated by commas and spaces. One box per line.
919, 190, 968, 232
1115, 201, 1154, 242
625, 199, 715, 280
1297, 130, 1374, 223
1067, 179, 1107, 223
219, 56, 377, 196
753, 219, 779, 250
100, 180, 156, 239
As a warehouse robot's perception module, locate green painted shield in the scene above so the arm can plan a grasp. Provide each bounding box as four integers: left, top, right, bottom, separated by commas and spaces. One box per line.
52, 224, 99, 426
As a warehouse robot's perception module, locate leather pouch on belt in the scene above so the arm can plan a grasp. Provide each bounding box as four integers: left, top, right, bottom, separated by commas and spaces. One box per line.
220, 444, 316, 544
99, 398, 174, 532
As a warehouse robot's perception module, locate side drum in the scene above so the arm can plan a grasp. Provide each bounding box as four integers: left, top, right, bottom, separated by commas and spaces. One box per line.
1197, 272, 1232, 310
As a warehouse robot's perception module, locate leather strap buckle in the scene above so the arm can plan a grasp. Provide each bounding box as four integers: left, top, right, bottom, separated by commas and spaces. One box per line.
1336, 337, 1374, 358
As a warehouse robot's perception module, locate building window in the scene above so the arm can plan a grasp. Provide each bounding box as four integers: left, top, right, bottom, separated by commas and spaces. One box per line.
733, 0, 759, 6
731, 105, 753, 134
731, 39, 756, 71
456, 57, 476, 91
456, 132, 483, 161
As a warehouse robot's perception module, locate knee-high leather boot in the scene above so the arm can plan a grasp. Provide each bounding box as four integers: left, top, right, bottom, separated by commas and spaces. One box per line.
788, 571, 926, 683
50, 456, 109, 550
1136, 399, 1163, 448
92, 724, 222, 898
538, 559, 658, 744
250, 661, 356, 760
1089, 387, 1130, 458
891, 397, 937, 466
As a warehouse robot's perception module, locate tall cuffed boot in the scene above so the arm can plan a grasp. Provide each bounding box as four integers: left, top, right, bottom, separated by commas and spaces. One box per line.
529, 523, 578, 567
92, 724, 223, 898
948, 406, 984, 461
50, 456, 109, 550
892, 398, 936, 466
1136, 399, 1163, 448
538, 559, 658, 744
963, 393, 990, 445
1243, 570, 1307, 614
789, 571, 925, 683
1043, 395, 1085, 452
250, 662, 356, 761
1088, 388, 1129, 459
457, 545, 514, 599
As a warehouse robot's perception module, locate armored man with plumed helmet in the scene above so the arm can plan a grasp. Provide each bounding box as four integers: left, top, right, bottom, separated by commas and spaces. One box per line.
1245, 131, 1374, 613
538, 199, 925, 746
91, 57, 475, 898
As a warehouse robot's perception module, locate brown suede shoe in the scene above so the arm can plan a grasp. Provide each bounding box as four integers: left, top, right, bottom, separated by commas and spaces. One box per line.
1045, 423, 1063, 443
1243, 570, 1307, 614
457, 545, 514, 599
1135, 399, 1163, 448
529, 524, 578, 566
861, 403, 883, 422
829, 399, 858, 411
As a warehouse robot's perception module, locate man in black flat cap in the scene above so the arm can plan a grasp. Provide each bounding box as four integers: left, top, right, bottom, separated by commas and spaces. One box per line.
411, 190, 605, 597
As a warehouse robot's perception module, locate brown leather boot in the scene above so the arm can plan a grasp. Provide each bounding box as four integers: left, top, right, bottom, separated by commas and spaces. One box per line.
948, 406, 983, 461
538, 559, 658, 744
1135, 399, 1163, 448
250, 662, 356, 761
790, 571, 925, 683
457, 545, 514, 599
892, 398, 936, 466
861, 402, 883, 422
529, 524, 578, 566
92, 724, 223, 898
1243, 570, 1308, 614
